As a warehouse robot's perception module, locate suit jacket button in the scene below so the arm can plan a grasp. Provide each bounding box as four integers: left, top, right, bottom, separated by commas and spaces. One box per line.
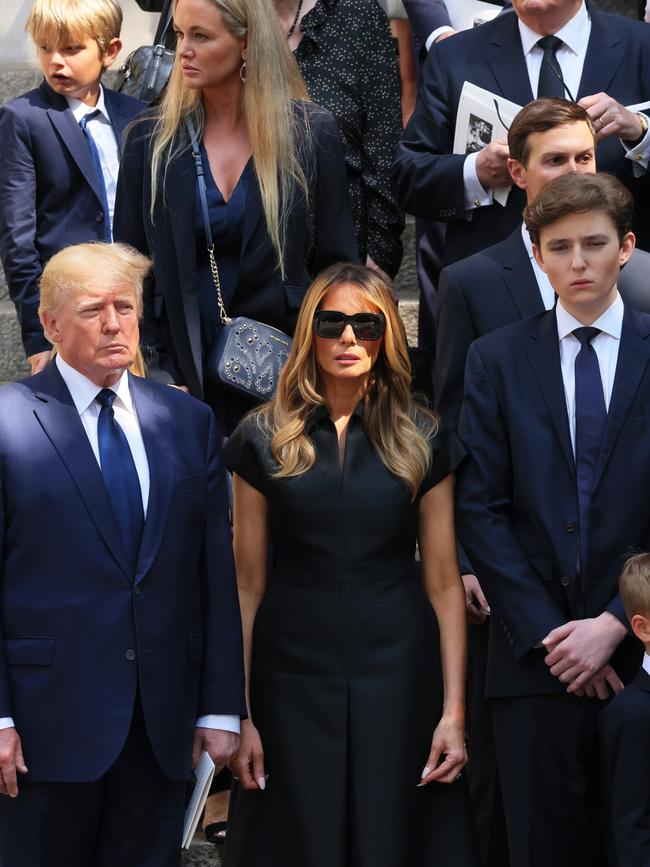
134, 586, 141, 596
125, 649, 136, 661
509, 637, 515, 645
565, 522, 575, 533
560, 576, 570, 587
96, 211, 104, 222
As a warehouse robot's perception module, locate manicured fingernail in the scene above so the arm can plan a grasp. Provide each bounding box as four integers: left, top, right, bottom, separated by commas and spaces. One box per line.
256, 776, 266, 790
421, 766, 431, 779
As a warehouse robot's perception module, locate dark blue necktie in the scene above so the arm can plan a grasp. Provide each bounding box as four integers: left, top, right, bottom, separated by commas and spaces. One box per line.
573, 327, 607, 574
96, 388, 144, 570
79, 110, 112, 241
537, 36, 565, 99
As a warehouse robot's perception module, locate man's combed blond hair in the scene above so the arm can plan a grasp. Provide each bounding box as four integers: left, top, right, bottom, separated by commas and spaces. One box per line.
254, 263, 438, 501
26, 0, 122, 52
39, 242, 150, 324
149, 0, 310, 279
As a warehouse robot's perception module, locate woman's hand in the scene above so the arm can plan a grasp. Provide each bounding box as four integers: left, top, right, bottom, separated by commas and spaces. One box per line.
230, 719, 267, 791
418, 713, 467, 786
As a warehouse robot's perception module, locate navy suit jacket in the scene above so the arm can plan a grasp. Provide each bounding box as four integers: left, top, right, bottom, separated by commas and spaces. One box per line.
435, 228, 650, 430
0, 363, 245, 782
456, 305, 648, 697
0, 81, 144, 357
601, 666, 650, 867
393, 6, 650, 266
114, 103, 358, 399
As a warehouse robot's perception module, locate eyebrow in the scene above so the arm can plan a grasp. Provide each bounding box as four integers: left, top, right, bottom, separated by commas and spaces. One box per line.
545, 233, 611, 244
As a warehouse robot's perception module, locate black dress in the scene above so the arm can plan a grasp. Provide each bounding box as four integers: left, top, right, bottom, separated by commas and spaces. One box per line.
222, 404, 478, 867
294, 0, 405, 277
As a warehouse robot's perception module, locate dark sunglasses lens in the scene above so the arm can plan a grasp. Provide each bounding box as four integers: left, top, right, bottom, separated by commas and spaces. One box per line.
353, 314, 385, 340
314, 312, 345, 338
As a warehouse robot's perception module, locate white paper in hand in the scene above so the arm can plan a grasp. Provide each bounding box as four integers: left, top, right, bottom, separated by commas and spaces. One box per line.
453, 82, 522, 207
182, 751, 216, 850
446, 0, 502, 30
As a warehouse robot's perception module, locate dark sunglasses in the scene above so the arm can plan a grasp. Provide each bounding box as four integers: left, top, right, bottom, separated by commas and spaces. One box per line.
313, 310, 386, 341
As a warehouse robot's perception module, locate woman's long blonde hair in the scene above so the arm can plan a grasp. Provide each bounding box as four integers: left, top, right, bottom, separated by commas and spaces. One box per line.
149, 0, 310, 278
255, 264, 438, 500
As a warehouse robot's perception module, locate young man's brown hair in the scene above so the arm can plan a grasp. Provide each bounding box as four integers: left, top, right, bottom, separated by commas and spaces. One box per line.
523, 171, 634, 248
620, 552, 650, 622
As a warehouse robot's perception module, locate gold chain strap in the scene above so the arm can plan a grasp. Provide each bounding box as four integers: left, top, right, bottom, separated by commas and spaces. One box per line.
207, 244, 231, 326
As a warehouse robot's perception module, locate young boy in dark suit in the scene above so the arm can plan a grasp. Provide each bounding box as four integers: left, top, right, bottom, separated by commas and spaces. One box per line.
601, 552, 650, 867
0, 0, 144, 374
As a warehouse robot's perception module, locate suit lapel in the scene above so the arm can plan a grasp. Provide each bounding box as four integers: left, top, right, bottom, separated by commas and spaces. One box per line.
526, 311, 575, 475
103, 89, 131, 149
592, 307, 650, 491
577, 9, 626, 100
484, 15, 534, 106
166, 150, 204, 388
31, 363, 132, 581
129, 376, 174, 585
41, 81, 105, 207
634, 667, 650, 693
499, 230, 546, 319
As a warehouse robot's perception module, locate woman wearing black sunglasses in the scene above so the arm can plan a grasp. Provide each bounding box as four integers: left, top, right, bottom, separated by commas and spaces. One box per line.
222, 262, 477, 867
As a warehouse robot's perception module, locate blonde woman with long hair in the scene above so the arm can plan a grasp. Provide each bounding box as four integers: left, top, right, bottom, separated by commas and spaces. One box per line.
222, 263, 478, 867
114, 0, 357, 433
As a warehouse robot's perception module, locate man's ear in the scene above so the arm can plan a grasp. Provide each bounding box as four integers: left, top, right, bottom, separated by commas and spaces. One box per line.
102, 38, 122, 70
508, 158, 527, 190
41, 310, 61, 345
532, 240, 546, 273
619, 231, 636, 267
630, 613, 650, 645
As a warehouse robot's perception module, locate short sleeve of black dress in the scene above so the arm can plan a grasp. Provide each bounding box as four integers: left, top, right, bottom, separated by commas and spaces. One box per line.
223, 414, 271, 494
419, 424, 466, 497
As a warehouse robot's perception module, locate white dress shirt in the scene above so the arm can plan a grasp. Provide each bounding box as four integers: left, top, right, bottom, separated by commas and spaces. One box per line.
556, 292, 623, 454
643, 653, 650, 676
464, 2, 650, 210
66, 86, 119, 235
521, 223, 556, 311
0, 357, 239, 735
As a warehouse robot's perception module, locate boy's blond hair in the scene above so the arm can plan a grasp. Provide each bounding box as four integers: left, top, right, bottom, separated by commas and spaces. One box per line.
620, 553, 650, 620
26, 0, 122, 53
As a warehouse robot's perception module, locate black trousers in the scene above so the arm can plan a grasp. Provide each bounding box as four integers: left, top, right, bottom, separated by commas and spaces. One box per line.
0, 698, 186, 867
492, 692, 608, 867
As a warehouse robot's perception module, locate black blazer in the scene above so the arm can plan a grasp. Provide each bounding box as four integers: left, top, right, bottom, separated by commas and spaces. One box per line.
393, 5, 650, 265
456, 306, 649, 697
0, 81, 144, 356
114, 102, 358, 398
435, 228, 650, 430
601, 666, 650, 867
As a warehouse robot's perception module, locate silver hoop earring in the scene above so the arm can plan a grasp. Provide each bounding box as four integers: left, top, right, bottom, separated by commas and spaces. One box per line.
240, 61, 247, 82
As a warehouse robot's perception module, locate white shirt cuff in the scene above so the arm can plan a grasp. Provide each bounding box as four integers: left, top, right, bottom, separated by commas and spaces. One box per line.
196, 714, 240, 734
425, 26, 454, 52
463, 151, 494, 211
622, 116, 650, 176
0, 717, 15, 731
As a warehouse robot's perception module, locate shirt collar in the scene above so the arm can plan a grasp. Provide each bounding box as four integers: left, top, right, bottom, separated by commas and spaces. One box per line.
306, 398, 365, 431
66, 84, 111, 125
55, 353, 133, 416
518, 1, 590, 58
556, 291, 624, 342
521, 222, 535, 259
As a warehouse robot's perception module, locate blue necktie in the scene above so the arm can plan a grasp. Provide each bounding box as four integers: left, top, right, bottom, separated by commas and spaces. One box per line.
96, 388, 144, 570
79, 110, 112, 241
573, 327, 607, 575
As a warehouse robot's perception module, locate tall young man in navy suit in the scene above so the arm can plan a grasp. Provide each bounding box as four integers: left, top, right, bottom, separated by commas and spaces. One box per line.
456, 172, 649, 866
0, 0, 144, 375
394, 0, 650, 269
0, 242, 245, 867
